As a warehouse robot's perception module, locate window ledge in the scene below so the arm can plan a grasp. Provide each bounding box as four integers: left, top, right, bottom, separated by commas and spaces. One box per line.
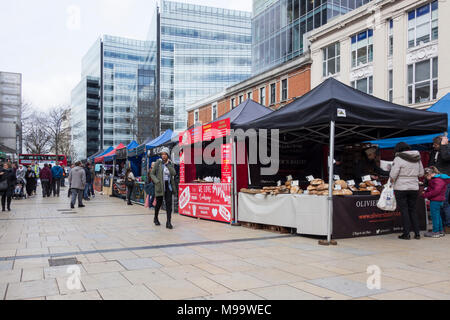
322, 73, 340, 81
351, 62, 373, 71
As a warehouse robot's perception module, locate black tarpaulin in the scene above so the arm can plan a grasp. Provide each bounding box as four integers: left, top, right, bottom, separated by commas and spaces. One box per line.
215, 99, 273, 128
240, 78, 447, 145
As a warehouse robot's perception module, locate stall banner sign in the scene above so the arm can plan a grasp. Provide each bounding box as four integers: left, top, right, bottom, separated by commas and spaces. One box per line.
103, 177, 111, 188
332, 195, 426, 239
131, 182, 146, 205
221, 143, 233, 183
211, 118, 230, 139
94, 177, 103, 193
180, 129, 193, 146
179, 183, 232, 223
192, 126, 203, 144
179, 151, 185, 184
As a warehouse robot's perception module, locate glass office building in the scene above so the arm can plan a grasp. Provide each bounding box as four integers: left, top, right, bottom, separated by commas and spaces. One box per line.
252, 0, 372, 74
153, 0, 252, 132
71, 35, 158, 159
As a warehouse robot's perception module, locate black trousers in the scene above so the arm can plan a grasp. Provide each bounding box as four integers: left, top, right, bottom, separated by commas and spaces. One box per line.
1, 191, 12, 210
42, 180, 51, 197
155, 181, 173, 223
51, 178, 61, 196
395, 190, 420, 235
127, 185, 134, 204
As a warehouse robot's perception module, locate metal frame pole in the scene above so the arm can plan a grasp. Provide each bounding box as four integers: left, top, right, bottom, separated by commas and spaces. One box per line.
232, 137, 239, 225
327, 121, 336, 243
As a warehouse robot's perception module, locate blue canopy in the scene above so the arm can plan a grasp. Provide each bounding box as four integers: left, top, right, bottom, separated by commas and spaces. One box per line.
368, 93, 450, 149
92, 147, 114, 161
145, 130, 174, 150
127, 141, 139, 150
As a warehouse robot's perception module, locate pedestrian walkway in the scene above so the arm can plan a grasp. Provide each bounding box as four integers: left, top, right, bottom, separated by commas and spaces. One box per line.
0, 187, 449, 300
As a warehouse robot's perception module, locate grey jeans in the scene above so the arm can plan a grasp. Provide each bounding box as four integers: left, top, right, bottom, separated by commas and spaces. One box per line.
70, 188, 83, 207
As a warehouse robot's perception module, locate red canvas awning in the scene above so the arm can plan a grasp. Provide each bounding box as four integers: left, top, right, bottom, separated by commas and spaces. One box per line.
95, 143, 126, 163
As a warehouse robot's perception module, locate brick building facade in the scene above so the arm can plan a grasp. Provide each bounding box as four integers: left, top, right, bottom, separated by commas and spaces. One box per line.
187, 54, 311, 128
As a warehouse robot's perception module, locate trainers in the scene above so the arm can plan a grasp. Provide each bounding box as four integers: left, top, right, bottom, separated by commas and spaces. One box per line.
439, 232, 445, 237
398, 234, 410, 240
424, 232, 440, 238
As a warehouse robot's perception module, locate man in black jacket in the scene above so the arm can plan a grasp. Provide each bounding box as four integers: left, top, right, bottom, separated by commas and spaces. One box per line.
83, 163, 93, 201
429, 136, 450, 231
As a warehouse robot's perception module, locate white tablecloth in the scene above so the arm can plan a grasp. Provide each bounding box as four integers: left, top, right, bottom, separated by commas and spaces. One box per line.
238, 193, 330, 236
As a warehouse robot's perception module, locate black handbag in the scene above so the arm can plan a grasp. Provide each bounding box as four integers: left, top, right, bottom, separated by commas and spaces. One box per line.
0, 179, 7, 192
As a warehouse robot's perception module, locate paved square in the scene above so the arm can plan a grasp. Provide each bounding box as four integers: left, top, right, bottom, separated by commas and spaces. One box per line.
1, 188, 449, 300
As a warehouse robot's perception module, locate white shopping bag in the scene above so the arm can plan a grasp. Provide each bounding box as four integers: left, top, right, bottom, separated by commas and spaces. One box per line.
377, 181, 397, 211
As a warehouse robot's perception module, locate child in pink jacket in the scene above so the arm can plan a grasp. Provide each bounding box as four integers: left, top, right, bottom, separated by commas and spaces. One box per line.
422, 167, 449, 238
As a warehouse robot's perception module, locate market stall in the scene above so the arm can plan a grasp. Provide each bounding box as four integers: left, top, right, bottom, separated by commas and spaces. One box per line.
90, 147, 114, 193
178, 100, 273, 224
95, 143, 126, 196
238, 78, 447, 241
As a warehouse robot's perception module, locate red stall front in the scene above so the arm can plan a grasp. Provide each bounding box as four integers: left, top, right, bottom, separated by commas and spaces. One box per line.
178, 118, 240, 224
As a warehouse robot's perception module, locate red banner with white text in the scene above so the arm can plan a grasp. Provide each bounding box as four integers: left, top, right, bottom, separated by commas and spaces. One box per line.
179, 183, 232, 223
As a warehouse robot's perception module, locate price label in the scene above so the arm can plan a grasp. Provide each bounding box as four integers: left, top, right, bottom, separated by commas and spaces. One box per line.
334, 184, 342, 190
334, 175, 341, 181
362, 175, 372, 182
347, 180, 356, 186
306, 175, 315, 182
287, 175, 293, 181
292, 180, 299, 187
277, 180, 281, 187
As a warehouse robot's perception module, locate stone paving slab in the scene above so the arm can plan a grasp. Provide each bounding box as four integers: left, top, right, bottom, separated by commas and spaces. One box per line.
6, 279, 60, 300
2, 188, 450, 300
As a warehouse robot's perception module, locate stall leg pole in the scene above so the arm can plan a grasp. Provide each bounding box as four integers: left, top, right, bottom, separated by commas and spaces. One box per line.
231, 139, 240, 226
320, 121, 337, 246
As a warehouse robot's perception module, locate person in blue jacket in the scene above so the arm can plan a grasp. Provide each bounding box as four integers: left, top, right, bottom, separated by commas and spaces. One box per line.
51, 163, 63, 197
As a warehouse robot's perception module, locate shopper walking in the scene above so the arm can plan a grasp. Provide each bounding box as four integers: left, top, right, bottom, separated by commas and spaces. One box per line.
31, 161, 39, 194
51, 162, 63, 197
390, 142, 424, 240
125, 168, 136, 206
61, 165, 66, 187
68, 161, 86, 209
151, 148, 177, 229
40, 164, 52, 198
0, 163, 16, 212
144, 162, 156, 210
428, 136, 450, 233
25, 166, 37, 197
83, 163, 93, 201
422, 166, 449, 238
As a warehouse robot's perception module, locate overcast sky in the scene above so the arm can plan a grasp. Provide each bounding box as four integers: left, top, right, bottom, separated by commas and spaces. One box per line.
0, 0, 252, 111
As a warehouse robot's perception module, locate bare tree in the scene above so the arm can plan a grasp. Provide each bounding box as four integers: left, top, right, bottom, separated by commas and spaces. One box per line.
44, 106, 71, 156
23, 113, 51, 154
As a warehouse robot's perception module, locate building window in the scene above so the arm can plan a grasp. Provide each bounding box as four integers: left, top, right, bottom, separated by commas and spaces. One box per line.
407, 57, 438, 104
388, 70, 393, 102
231, 98, 236, 109
260, 87, 266, 106
352, 76, 373, 95
281, 79, 288, 101
212, 104, 218, 121
388, 19, 393, 57
247, 91, 253, 100
239, 95, 244, 104
194, 110, 199, 123
351, 30, 373, 68
323, 42, 341, 77
270, 83, 276, 105
408, 1, 438, 48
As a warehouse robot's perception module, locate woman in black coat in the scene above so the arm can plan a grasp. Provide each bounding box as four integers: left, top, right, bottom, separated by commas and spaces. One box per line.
0, 162, 16, 212
25, 166, 37, 197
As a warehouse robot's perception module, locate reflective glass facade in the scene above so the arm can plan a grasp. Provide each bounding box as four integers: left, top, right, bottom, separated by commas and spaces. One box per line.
156, 0, 252, 132
0, 72, 22, 154
71, 35, 158, 159
252, 0, 372, 74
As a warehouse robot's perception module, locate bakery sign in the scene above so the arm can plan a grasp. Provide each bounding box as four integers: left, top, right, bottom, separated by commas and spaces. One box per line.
332, 195, 426, 239
179, 183, 232, 223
